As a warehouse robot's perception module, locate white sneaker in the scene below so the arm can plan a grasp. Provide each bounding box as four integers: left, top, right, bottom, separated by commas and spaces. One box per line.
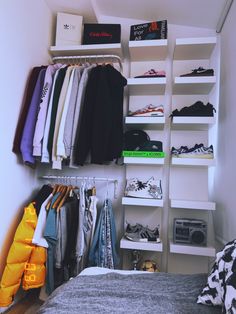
125, 177, 162, 199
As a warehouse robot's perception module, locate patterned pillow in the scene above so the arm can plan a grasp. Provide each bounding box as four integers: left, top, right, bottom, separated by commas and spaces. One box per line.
197, 240, 236, 313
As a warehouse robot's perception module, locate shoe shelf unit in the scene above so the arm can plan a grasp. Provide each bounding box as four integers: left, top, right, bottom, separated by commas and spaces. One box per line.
49, 43, 123, 58
124, 157, 165, 165
121, 39, 168, 268
127, 77, 166, 95
122, 197, 163, 207
173, 76, 216, 95
129, 39, 168, 61
125, 116, 165, 125
170, 199, 216, 211
171, 117, 216, 133
169, 240, 216, 257
168, 36, 218, 271
120, 238, 163, 252
171, 157, 216, 167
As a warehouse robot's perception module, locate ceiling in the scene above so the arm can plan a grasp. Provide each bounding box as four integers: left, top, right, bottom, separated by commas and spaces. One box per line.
45, 0, 231, 31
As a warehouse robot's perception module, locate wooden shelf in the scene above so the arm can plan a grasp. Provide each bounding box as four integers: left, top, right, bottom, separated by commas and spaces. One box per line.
124, 157, 165, 165
169, 240, 216, 257
120, 237, 163, 252
174, 37, 216, 60
125, 116, 165, 125
171, 157, 216, 167
129, 39, 168, 61
170, 199, 216, 211
173, 76, 216, 95
128, 77, 166, 95
49, 43, 123, 58
122, 197, 163, 207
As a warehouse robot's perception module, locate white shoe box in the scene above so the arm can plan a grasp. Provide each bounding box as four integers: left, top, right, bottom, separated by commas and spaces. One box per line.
55, 12, 83, 46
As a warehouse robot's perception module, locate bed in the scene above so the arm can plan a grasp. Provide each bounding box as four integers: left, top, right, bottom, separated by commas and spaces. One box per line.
37, 267, 221, 314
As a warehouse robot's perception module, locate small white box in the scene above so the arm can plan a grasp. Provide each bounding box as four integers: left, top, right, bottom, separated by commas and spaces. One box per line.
55, 12, 83, 46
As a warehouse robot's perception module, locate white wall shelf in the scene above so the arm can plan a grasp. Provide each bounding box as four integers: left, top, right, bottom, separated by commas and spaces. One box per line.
173, 76, 216, 95
127, 77, 166, 95
122, 197, 163, 207
125, 116, 165, 125
171, 157, 216, 167
174, 37, 216, 60
172, 116, 215, 125
124, 157, 165, 165
120, 237, 163, 252
169, 240, 216, 257
129, 39, 168, 61
170, 199, 216, 211
49, 43, 123, 58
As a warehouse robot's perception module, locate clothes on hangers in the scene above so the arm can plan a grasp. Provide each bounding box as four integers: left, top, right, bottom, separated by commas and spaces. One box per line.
13, 59, 127, 168
0, 185, 52, 307
12, 66, 45, 154
33, 64, 61, 157
20, 67, 46, 166
89, 198, 119, 269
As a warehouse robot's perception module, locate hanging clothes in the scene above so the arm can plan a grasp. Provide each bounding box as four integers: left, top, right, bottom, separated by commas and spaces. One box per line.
12, 66, 45, 154
20, 67, 46, 166
33, 64, 61, 157
73, 64, 127, 166
0, 185, 52, 307
89, 198, 119, 269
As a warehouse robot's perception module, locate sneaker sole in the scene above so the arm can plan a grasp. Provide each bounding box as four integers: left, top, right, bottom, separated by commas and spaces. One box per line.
177, 154, 213, 159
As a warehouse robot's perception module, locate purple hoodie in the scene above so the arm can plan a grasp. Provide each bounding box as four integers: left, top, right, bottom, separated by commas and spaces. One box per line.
20, 68, 46, 166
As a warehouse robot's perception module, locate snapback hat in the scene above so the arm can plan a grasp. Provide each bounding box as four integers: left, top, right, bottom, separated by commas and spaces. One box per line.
123, 130, 150, 150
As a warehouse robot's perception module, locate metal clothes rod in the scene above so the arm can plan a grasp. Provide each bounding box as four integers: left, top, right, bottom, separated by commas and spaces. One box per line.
52, 54, 123, 72
40, 175, 119, 198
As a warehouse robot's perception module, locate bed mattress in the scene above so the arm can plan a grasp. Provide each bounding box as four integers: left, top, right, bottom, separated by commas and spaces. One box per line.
37, 267, 222, 314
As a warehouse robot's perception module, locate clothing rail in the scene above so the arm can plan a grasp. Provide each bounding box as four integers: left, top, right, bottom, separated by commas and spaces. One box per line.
40, 175, 119, 199
52, 54, 123, 72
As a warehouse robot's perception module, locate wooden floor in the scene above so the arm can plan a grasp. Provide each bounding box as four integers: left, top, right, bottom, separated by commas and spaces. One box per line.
5, 290, 43, 314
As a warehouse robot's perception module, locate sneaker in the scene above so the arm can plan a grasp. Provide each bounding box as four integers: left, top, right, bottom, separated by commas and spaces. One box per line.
180, 67, 214, 77
125, 223, 161, 242
171, 146, 189, 157
125, 177, 162, 199
170, 101, 216, 117
135, 69, 166, 78
128, 104, 164, 117
177, 144, 214, 159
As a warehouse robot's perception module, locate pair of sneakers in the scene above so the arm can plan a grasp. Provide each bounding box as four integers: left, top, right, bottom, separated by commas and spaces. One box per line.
125, 222, 160, 243
171, 143, 214, 159
125, 177, 163, 199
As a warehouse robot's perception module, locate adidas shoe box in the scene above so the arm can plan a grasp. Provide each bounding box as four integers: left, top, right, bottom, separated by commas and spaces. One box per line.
55, 12, 83, 46
83, 24, 121, 44
130, 20, 167, 41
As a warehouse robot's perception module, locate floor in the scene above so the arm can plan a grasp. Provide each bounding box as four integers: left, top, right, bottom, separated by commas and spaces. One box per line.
4, 290, 43, 314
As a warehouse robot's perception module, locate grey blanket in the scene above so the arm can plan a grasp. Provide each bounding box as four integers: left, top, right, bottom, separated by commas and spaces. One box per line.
37, 272, 222, 314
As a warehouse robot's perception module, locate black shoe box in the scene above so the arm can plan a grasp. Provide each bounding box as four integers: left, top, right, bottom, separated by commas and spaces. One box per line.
130, 20, 167, 41
83, 23, 121, 44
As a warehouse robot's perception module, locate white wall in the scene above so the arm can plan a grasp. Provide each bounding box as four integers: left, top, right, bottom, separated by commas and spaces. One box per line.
212, 0, 236, 244
0, 0, 53, 308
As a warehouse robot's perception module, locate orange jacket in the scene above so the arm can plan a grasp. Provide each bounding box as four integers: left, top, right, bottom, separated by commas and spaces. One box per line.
0, 202, 46, 307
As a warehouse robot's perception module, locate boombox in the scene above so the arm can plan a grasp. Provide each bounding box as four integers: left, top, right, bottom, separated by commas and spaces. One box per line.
173, 218, 207, 246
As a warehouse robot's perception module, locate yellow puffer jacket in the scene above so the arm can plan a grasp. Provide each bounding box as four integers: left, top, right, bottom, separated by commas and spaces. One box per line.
0, 202, 46, 307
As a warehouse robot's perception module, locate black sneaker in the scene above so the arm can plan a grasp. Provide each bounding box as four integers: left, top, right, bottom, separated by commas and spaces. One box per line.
180, 67, 214, 77
170, 101, 216, 117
